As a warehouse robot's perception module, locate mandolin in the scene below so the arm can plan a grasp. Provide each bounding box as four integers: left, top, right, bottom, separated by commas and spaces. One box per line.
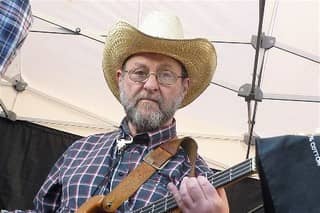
77, 158, 257, 213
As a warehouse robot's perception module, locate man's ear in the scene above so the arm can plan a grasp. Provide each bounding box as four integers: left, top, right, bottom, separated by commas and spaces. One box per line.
182, 78, 190, 96
116, 69, 122, 85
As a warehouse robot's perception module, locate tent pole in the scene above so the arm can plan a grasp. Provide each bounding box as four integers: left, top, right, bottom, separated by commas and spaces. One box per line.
0, 99, 16, 121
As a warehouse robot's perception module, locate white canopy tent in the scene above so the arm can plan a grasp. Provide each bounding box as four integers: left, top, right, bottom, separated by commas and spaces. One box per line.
0, 0, 319, 169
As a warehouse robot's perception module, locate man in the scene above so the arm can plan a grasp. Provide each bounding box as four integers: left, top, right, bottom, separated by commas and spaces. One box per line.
34, 12, 229, 212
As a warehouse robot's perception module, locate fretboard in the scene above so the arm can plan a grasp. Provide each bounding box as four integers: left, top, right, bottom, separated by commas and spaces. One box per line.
133, 158, 256, 213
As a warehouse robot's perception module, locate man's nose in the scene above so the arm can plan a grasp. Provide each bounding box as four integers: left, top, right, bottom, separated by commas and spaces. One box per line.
143, 72, 159, 91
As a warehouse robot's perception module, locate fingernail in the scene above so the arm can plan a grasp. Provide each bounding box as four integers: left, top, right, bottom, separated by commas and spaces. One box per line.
198, 175, 205, 180
198, 176, 207, 183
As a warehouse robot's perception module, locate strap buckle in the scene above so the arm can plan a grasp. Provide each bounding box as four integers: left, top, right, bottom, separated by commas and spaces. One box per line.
143, 149, 170, 170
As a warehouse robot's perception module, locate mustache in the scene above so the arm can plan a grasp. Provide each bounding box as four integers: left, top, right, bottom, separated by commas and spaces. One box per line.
134, 93, 162, 105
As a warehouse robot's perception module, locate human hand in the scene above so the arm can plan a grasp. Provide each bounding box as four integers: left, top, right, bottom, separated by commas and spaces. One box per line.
167, 176, 229, 213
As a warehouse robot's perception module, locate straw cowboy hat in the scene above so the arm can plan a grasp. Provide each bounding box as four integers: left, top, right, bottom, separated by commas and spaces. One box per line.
102, 11, 217, 108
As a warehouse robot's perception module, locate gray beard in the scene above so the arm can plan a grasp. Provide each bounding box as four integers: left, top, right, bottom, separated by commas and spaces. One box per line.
119, 86, 183, 133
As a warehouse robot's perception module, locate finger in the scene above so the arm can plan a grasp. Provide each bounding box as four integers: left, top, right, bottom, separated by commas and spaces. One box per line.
197, 176, 216, 200
216, 187, 230, 213
167, 182, 178, 195
185, 176, 206, 202
217, 187, 229, 206
167, 182, 185, 209
179, 177, 195, 208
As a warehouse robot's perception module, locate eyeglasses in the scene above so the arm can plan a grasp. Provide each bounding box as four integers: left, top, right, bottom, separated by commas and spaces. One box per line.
123, 68, 185, 85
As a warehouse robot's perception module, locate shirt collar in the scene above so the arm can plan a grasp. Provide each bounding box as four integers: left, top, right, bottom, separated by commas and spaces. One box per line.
119, 117, 177, 150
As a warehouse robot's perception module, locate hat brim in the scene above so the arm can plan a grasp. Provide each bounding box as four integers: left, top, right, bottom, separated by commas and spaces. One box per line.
102, 21, 217, 108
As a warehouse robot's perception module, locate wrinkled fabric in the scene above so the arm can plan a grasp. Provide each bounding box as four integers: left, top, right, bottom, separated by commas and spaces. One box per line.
0, 0, 32, 74
257, 135, 320, 213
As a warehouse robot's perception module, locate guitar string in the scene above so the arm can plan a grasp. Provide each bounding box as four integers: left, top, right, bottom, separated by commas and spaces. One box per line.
133, 159, 253, 213
210, 162, 253, 186
207, 159, 253, 185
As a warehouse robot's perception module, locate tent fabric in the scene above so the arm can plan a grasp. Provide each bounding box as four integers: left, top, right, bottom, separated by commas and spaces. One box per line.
0, 117, 263, 212
0, 0, 318, 168
0, 117, 81, 210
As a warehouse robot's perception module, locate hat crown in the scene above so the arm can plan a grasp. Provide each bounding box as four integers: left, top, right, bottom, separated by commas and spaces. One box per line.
139, 11, 184, 39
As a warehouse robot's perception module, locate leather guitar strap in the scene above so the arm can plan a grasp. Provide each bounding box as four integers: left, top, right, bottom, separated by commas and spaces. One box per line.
76, 137, 198, 213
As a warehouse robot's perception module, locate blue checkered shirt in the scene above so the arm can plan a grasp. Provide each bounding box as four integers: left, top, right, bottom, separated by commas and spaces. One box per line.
33, 118, 214, 212
0, 0, 32, 74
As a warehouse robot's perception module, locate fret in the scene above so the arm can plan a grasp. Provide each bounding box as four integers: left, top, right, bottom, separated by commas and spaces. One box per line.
164, 196, 167, 211
133, 158, 256, 213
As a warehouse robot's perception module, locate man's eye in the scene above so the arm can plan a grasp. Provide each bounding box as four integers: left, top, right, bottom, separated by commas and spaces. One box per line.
160, 71, 174, 79
133, 70, 148, 76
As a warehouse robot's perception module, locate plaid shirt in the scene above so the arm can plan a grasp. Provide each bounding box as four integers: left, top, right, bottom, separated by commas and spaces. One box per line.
0, 0, 32, 74
33, 118, 214, 212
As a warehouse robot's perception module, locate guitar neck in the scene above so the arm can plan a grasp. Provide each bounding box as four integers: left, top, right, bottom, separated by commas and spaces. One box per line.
133, 158, 257, 213
209, 157, 257, 188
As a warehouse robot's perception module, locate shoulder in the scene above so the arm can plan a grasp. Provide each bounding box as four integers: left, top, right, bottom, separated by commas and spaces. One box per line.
64, 130, 120, 154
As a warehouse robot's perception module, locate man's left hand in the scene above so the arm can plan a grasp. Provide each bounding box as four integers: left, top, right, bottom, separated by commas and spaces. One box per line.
167, 176, 229, 213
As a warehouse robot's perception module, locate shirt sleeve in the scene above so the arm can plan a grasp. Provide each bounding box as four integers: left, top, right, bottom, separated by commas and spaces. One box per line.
33, 153, 65, 212
0, 0, 32, 74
